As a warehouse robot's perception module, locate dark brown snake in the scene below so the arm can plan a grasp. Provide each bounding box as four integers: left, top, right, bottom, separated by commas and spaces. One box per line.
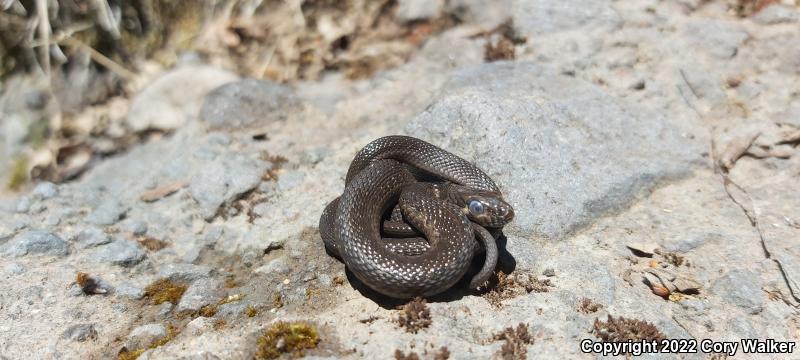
319, 136, 514, 298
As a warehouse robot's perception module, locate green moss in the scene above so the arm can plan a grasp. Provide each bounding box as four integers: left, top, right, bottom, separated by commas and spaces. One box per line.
7, 156, 28, 190
117, 348, 145, 360
255, 321, 320, 359
144, 278, 187, 305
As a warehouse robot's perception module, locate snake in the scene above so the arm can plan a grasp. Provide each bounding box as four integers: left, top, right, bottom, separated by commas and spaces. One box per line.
319, 136, 514, 298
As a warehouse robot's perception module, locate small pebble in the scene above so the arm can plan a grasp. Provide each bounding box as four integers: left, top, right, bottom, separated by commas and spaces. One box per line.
277, 171, 305, 191
123, 220, 148, 236
318, 274, 333, 287
61, 323, 98, 342
116, 284, 145, 300
32, 182, 58, 199
75, 228, 111, 249
157, 303, 173, 317
15, 196, 31, 213
44, 214, 61, 227
85, 200, 128, 226
67, 284, 84, 297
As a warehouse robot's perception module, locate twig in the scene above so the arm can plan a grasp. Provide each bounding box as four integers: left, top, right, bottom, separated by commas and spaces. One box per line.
257, 45, 277, 78
35, 0, 50, 77
92, 0, 120, 38
58, 36, 137, 81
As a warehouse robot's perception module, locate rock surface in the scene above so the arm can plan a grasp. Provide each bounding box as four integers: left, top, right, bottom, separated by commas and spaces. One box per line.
407, 62, 700, 239
1, 1, 799, 359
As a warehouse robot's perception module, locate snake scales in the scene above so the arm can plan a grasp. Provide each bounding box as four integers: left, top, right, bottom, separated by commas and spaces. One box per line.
319, 136, 514, 298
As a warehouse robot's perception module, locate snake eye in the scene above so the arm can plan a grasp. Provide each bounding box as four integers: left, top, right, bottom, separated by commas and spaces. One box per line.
468, 200, 485, 215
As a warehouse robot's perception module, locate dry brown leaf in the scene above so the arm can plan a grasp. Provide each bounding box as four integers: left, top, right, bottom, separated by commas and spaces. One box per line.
141, 179, 189, 202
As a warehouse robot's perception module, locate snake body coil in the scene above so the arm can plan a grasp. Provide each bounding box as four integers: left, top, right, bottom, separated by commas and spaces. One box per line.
319, 136, 513, 298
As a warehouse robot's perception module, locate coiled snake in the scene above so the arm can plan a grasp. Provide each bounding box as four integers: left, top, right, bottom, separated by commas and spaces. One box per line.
319, 136, 514, 298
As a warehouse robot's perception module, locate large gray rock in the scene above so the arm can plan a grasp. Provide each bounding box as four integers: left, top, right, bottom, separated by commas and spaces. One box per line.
405, 62, 700, 239
513, 0, 621, 36
190, 155, 266, 220
126, 66, 239, 131
200, 79, 300, 130
1, 230, 69, 257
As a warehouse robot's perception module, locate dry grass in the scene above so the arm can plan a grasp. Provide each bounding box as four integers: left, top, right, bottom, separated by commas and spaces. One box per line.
593, 315, 665, 343
1, 0, 456, 192
491, 323, 533, 360
483, 271, 553, 308
395, 297, 432, 334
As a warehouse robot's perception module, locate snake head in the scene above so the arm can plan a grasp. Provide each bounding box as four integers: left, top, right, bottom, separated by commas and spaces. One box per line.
451, 187, 514, 228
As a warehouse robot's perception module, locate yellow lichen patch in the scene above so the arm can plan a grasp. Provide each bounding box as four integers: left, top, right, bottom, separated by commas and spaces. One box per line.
144, 278, 187, 305
245, 305, 258, 317
7, 156, 28, 190
117, 348, 145, 360
255, 321, 320, 359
